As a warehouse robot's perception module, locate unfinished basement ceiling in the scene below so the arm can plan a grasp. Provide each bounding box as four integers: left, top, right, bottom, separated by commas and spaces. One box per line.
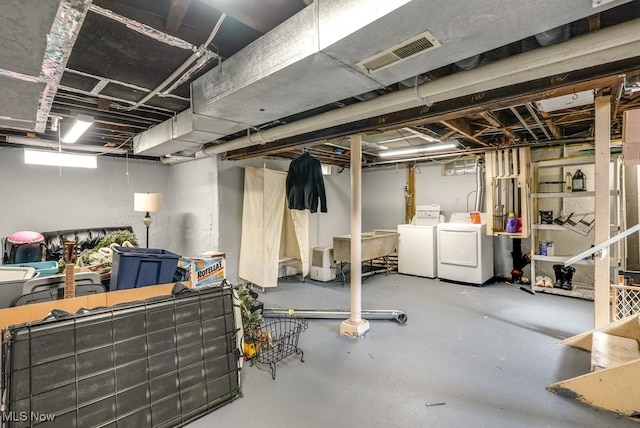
0, 0, 639, 167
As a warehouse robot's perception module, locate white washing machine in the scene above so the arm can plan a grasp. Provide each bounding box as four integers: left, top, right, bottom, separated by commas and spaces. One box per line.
397, 205, 440, 278
437, 213, 494, 285
397, 223, 437, 278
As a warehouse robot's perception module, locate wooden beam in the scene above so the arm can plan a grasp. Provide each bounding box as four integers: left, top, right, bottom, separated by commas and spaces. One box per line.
166, 0, 192, 35
589, 14, 601, 33
223, 63, 634, 160
97, 98, 111, 111
439, 118, 489, 146
406, 165, 415, 224
537, 110, 562, 139
594, 95, 611, 329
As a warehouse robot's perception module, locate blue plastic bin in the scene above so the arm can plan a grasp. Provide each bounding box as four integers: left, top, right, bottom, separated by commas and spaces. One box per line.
110, 247, 179, 290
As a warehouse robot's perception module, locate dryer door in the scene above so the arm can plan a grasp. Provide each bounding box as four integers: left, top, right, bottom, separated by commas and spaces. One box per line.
438, 229, 478, 267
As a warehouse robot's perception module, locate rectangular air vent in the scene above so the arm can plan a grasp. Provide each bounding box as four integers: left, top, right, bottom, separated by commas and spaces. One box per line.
357, 30, 441, 73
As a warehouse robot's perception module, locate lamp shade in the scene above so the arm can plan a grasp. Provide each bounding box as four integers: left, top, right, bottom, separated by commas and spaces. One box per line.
134, 193, 162, 212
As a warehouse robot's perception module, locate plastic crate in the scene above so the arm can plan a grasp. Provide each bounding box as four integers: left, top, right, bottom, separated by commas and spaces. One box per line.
0, 267, 37, 308
3, 261, 59, 277
110, 247, 179, 290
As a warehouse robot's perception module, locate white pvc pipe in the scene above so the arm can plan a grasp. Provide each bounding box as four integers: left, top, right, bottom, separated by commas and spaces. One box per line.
128, 14, 226, 110
350, 134, 362, 323
201, 18, 640, 156
6, 136, 127, 155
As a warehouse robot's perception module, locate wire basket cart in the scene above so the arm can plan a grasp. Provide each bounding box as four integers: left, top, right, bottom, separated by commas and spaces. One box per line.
252, 316, 308, 379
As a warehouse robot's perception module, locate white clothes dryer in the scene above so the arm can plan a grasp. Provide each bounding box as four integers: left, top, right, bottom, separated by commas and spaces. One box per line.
437, 213, 494, 285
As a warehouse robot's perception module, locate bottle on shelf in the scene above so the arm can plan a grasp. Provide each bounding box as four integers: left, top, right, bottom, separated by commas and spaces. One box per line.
505, 212, 517, 233
565, 172, 572, 192
572, 169, 586, 191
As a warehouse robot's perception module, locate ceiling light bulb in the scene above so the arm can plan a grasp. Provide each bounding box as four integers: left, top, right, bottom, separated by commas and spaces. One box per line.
62, 114, 95, 143
378, 143, 457, 157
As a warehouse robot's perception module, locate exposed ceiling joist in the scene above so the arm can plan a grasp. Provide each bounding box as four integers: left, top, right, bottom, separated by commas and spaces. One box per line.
439, 118, 489, 147
480, 112, 518, 141
537, 110, 563, 139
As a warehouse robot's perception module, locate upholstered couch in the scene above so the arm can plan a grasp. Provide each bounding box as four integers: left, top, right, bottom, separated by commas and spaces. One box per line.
41, 226, 135, 262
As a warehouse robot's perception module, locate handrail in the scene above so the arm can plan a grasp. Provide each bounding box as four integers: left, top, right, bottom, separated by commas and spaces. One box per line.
564, 223, 640, 267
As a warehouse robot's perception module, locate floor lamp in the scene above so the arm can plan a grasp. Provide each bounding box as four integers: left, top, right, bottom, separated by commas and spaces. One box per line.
134, 192, 162, 248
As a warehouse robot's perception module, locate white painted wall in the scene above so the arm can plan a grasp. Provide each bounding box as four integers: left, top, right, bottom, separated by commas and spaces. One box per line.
361, 161, 479, 230
0, 146, 480, 285
166, 155, 220, 257
0, 147, 171, 250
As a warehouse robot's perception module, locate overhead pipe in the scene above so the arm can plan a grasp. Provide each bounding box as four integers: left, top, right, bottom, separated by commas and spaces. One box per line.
510, 106, 539, 141
126, 14, 226, 110
534, 24, 571, 47
201, 18, 640, 157
524, 103, 552, 140
363, 137, 598, 168
5, 136, 127, 155
455, 54, 482, 70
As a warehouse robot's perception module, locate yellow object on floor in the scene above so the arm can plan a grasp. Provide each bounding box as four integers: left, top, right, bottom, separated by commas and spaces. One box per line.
244, 339, 258, 359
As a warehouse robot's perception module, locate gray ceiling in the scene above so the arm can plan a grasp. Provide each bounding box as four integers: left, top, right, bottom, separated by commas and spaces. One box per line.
1, 0, 639, 166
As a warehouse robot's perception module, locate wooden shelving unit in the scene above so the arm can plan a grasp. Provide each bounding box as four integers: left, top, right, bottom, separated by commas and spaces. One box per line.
529, 155, 622, 300
485, 147, 530, 238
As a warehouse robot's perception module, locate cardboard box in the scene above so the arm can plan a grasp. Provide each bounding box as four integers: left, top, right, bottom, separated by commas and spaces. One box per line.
0, 282, 180, 331
183, 252, 226, 288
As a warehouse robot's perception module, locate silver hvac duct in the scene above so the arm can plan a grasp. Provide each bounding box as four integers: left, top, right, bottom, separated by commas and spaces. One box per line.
202, 18, 640, 157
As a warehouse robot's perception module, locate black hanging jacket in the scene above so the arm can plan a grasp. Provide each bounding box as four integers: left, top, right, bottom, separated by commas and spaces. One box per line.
286, 152, 327, 213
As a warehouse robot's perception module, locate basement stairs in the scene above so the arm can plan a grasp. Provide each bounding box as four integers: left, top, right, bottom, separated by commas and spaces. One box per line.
548, 314, 640, 420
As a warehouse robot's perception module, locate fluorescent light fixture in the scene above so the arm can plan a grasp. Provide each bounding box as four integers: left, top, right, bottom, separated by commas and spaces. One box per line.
378, 143, 457, 158
61, 114, 94, 143
24, 148, 97, 168
402, 127, 441, 143
535, 90, 594, 112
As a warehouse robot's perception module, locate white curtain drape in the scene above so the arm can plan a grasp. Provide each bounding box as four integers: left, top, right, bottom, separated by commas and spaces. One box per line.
239, 166, 309, 288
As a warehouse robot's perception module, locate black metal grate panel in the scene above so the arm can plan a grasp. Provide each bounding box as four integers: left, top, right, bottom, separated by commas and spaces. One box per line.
2, 287, 241, 427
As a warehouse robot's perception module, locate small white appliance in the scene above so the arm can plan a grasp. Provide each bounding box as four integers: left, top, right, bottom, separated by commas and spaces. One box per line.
437, 213, 494, 285
310, 246, 336, 282
397, 205, 440, 278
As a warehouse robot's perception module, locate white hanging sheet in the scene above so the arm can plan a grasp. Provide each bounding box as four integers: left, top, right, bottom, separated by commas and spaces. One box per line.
239, 166, 309, 288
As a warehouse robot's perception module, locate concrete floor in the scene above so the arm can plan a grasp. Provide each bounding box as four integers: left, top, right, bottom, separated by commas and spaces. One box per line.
188, 273, 636, 428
